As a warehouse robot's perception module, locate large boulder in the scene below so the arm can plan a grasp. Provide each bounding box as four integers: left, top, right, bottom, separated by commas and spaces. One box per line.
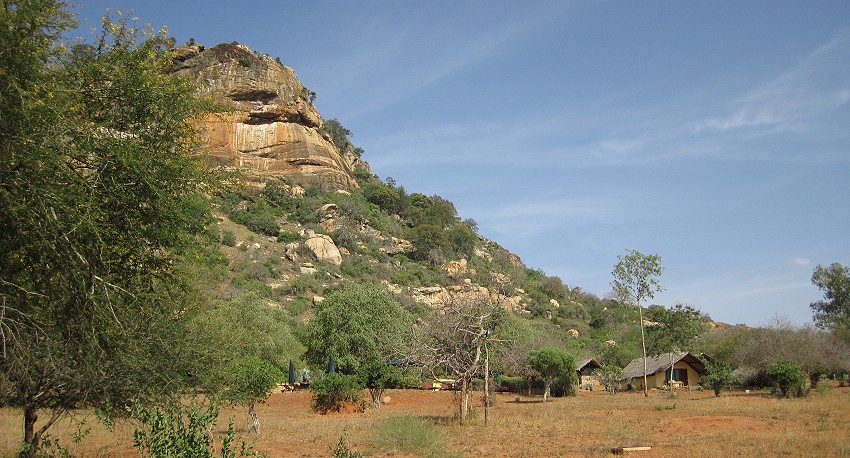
304, 231, 342, 265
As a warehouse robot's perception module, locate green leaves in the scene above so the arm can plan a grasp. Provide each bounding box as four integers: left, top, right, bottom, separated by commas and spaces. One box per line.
611, 249, 664, 307
303, 283, 412, 375
225, 358, 284, 405
810, 262, 850, 330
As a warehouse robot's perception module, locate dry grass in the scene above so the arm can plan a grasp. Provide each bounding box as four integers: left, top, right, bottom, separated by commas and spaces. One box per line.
2, 384, 849, 457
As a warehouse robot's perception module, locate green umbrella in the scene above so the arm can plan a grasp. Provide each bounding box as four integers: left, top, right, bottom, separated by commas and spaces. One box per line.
327, 353, 336, 374
288, 359, 296, 385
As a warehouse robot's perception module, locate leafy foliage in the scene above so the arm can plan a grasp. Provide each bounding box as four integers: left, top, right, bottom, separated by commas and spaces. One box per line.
358, 360, 407, 408
644, 304, 708, 355
593, 365, 625, 394
130, 399, 258, 458
810, 263, 850, 331
310, 374, 365, 414
701, 360, 736, 397
0, 4, 219, 454
303, 283, 412, 374
528, 348, 577, 401
766, 360, 808, 398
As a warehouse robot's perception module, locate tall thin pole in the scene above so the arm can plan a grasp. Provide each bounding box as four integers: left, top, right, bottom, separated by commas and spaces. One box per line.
484, 339, 490, 426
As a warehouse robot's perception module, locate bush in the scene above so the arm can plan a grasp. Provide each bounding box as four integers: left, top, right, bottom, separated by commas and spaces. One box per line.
766, 360, 809, 398
229, 203, 280, 236
130, 399, 257, 457
221, 230, 237, 247
371, 415, 447, 458
276, 230, 301, 244
310, 374, 365, 414
499, 376, 529, 393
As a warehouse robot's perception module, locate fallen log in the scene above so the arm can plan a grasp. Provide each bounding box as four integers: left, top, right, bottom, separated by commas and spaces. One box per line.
611, 446, 652, 454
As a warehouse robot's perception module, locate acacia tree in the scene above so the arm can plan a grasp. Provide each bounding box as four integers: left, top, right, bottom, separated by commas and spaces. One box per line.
528, 348, 576, 402
611, 250, 664, 397
413, 293, 504, 425
0, 4, 216, 454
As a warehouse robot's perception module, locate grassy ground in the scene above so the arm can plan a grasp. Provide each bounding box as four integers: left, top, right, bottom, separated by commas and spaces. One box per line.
2, 384, 849, 457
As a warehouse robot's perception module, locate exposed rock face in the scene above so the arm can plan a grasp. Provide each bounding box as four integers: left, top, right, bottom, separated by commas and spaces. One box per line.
304, 230, 342, 265
173, 43, 370, 190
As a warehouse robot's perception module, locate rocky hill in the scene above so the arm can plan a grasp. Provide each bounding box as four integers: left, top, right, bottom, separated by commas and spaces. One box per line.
173, 42, 367, 190
170, 42, 694, 368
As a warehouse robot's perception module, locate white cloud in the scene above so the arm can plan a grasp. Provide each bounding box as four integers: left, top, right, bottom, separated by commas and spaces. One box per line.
791, 257, 811, 267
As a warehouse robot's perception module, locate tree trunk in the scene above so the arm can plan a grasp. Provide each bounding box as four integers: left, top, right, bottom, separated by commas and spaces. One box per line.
22, 406, 39, 458
21, 405, 65, 458
370, 387, 383, 408
543, 381, 551, 402
247, 402, 260, 434
637, 302, 648, 398
484, 342, 490, 426
459, 376, 469, 425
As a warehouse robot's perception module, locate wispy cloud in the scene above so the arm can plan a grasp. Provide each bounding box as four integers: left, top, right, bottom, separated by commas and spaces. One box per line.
696, 29, 850, 135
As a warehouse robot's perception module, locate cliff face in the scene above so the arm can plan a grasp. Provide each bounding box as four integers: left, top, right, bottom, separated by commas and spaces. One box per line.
173, 43, 367, 189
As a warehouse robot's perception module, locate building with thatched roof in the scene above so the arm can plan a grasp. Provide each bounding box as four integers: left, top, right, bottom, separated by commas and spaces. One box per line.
621, 352, 707, 390
577, 358, 602, 388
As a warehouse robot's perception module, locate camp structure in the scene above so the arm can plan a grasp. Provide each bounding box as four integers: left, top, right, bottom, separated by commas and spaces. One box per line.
621, 352, 707, 390
577, 358, 602, 389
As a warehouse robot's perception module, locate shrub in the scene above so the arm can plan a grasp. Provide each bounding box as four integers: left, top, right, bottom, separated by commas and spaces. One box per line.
766, 360, 809, 398
499, 376, 529, 393
310, 374, 365, 413
221, 230, 237, 247
330, 433, 363, 458
593, 365, 625, 394
130, 399, 258, 457
229, 203, 280, 237
371, 415, 446, 458
276, 230, 301, 244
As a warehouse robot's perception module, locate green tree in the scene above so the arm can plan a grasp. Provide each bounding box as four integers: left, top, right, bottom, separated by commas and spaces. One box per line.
358, 359, 406, 408
303, 283, 412, 375
645, 303, 708, 384
224, 358, 283, 434
645, 304, 706, 355
592, 365, 625, 395
0, 5, 216, 455
701, 360, 736, 397
528, 348, 577, 402
810, 263, 850, 331
611, 249, 664, 397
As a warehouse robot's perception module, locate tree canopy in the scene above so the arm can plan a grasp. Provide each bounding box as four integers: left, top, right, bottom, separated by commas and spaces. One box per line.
644, 304, 707, 356
0, 3, 217, 454
528, 347, 577, 402
810, 262, 850, 331
303, 283, 412, 375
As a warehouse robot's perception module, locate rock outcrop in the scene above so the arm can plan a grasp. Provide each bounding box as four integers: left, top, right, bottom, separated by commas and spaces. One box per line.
173, 43, 369, 190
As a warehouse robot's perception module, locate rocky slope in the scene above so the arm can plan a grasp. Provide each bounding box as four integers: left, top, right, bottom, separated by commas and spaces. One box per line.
173, 42, 368, 190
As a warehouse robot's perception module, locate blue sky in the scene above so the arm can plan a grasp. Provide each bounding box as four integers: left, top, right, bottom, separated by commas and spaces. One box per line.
70, 1, 850, 326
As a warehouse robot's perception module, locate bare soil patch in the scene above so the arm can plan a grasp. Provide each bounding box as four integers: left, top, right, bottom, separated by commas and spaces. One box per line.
2, 385, 849, 457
